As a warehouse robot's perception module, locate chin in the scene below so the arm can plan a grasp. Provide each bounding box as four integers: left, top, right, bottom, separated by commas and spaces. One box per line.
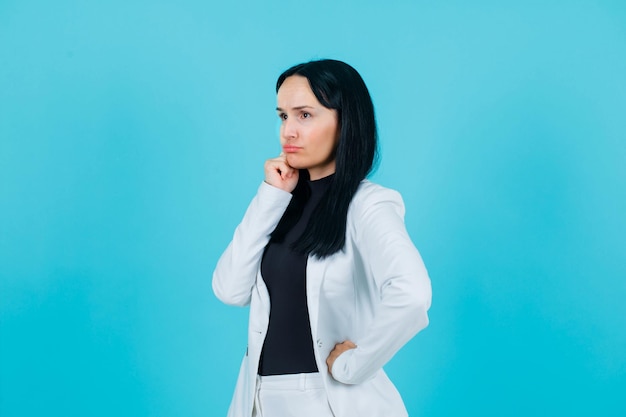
286, 156, 307, 170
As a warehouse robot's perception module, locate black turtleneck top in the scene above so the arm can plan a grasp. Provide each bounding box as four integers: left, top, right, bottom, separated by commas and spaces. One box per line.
258, 174, 333, 376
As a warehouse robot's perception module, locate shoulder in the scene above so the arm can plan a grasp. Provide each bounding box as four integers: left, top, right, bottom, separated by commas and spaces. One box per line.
349, 180, 406, 220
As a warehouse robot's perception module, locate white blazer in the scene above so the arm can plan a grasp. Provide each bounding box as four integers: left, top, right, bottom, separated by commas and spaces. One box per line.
213, 180, 432, 417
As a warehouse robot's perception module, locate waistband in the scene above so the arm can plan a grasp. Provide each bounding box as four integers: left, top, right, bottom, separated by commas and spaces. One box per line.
257, 372, 324, 391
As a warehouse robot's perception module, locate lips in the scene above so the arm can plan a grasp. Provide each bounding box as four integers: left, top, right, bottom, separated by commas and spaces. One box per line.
282, 145, 301, 153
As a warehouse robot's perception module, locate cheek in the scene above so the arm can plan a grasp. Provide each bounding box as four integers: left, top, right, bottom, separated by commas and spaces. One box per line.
311, 130, 336, 157
323, 125, 339, 152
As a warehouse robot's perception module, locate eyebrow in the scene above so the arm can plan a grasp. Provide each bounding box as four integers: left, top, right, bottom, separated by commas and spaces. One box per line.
276, 105, 315, 112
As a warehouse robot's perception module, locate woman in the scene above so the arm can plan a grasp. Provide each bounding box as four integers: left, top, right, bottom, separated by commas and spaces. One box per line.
213, 59, 431, 417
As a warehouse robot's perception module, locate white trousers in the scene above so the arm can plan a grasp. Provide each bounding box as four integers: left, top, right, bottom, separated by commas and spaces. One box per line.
252, 372, 335, 417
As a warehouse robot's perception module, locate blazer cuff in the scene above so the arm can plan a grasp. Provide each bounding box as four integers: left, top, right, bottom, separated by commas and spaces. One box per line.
258, 181, 293, 204
330, 348, 367, 385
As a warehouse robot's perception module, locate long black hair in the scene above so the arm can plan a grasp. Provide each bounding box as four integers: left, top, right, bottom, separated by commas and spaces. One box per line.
270, 59, 379, 258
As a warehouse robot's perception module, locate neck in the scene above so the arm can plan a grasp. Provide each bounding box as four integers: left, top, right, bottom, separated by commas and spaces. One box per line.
308, 164, 336, 180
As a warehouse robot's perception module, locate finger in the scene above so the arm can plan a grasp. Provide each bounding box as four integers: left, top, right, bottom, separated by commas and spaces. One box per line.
278, 152, 295, 169
266, 159, 293, 177
326, 344, 355, 376
332, 342, 356, 358
334, 341, 356, 350
276, 152, 288, 164
278, 162, 296, 179
278, 165, 295, 180
326, 355, 335, 375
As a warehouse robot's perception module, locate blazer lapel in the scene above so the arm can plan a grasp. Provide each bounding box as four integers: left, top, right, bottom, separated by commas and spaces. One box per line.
306, 255, 327, 339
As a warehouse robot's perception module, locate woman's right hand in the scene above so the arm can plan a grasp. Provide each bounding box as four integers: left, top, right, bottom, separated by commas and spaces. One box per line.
264, 153, 299, 193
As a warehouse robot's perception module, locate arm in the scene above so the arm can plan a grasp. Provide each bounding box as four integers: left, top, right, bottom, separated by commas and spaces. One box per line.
212, 182, 292, 306
213, 153, 298, 306
329, 187, 432, 384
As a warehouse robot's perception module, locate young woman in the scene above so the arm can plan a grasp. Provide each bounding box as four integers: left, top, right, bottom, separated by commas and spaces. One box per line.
213, 59, 432, 417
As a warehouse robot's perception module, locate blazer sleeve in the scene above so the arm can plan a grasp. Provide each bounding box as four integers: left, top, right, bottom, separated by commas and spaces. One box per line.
212, 182, 292, 306
330, 186, 432, 384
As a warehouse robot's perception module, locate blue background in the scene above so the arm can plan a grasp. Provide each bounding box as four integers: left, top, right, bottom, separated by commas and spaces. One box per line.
1, 1, 625, 416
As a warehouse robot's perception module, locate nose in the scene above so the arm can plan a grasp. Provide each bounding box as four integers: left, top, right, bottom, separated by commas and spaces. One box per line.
281, 117, 297, 140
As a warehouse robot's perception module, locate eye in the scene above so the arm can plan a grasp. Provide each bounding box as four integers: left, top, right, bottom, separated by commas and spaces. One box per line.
301, 112, 311, 119
278, 112, 287, 121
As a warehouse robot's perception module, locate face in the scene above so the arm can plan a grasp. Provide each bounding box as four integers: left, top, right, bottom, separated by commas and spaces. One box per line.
276, 75, 339, 180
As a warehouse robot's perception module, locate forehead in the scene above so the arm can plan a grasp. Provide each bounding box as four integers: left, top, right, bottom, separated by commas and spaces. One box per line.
276, 75, 321, 107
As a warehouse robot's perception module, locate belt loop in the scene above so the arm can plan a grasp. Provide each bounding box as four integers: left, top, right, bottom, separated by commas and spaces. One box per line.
299, 373, 306, 391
